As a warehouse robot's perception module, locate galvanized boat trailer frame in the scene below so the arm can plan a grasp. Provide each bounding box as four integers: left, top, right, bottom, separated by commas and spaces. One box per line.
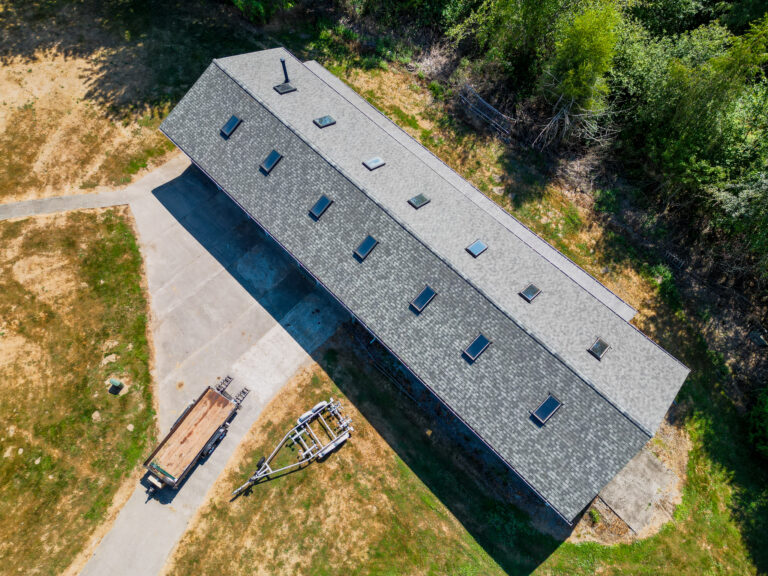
232, 398, 353, 496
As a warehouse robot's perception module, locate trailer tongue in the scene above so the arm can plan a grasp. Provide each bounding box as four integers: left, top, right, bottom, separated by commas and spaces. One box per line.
144, 376, 249, 491
232, 398, 353, 496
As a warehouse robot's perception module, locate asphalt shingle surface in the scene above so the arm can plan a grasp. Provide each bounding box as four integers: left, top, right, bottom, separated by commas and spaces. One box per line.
214, 49, 690, 436
160, 62, 659, 521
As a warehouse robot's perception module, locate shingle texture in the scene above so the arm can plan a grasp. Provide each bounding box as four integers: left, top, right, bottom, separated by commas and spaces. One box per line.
160, 54, 688, 522
217, 50, 689, 436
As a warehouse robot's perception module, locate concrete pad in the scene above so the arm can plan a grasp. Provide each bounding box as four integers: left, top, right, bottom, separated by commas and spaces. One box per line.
599, 448, 677, 533
0, 159, 351, 576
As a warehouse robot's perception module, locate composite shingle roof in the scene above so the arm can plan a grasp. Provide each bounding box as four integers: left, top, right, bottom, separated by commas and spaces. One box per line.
160, 49, 690, 522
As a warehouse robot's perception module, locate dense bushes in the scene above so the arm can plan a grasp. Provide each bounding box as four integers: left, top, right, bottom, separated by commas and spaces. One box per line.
753, 387, 768, 459
536, 2, 621, 144
442, 0, 768, 280
231, 0, 293, 24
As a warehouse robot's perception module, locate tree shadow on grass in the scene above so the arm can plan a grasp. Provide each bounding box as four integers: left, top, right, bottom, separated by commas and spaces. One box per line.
0, 0, 270, 113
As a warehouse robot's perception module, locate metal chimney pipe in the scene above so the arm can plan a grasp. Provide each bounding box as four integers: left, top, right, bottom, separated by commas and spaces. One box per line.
280, 58, 289, 84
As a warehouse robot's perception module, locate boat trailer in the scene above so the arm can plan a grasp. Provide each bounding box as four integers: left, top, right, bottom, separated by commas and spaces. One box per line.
232, 398, 353, 496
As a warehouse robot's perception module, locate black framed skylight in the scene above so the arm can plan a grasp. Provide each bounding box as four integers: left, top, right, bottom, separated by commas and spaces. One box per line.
363, 157, 386, 171
588, 337, 610, 360
354, 235, 378, 261
309, 195, 333, 220
531, 394, 562, 425
220, 115, 242, 139
260, 150, 283, 175
410, 285, 437, 313
408, 194, 431, 209
466, 240, 488, 258
274, 82, 297, 95
463, 333, 491, 362
520, 284, 541, 303
313, 115, 336, 128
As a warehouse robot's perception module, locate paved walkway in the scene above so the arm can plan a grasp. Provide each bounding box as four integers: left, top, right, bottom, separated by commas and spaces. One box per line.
1, 157, 348, 575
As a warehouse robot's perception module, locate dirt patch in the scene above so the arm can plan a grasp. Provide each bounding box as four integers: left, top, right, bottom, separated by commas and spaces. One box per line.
12, 252, 78, 307
0, 332, 38, 369
0, 51, 173, 203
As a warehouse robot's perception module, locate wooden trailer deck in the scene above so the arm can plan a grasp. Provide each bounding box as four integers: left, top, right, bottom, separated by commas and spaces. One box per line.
151, 388, 234, 480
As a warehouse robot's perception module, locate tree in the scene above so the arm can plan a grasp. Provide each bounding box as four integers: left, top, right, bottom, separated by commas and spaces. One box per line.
231, 0, 294, 24
535, 1, 621, 145
448, 0, 579, 90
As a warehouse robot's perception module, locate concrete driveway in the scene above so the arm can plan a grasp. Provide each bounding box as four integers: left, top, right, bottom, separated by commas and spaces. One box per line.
1, 157, 349, 575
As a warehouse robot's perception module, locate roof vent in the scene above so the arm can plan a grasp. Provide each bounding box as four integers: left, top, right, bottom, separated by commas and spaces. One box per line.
466, 240, 488, 258
354, 235, 378, 261
588, 337, 610, 360
220, 115, 242, 139
531, 394, 562, 426
410, 285, 437, 313
463, 333, 491, 362
260, 150, 283, 175
363, 157, 385, 171
520, 284, 541, 303
274, 58, 296, 95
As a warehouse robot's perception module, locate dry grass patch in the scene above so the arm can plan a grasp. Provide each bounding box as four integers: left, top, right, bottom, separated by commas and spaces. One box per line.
0, 54, 175, 202
0, 207, 155, 575
0, 0, 267, 204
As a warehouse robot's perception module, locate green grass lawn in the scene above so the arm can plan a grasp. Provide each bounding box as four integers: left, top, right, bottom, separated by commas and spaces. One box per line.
0, 208, 155, 574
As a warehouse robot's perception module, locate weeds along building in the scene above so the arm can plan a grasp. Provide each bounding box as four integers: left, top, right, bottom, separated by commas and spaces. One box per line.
160, 47, 690, 523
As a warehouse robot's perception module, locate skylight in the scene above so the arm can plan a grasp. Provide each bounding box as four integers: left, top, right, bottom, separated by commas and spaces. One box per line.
260, 150, 283, 175
531, 394, 562, 425
354, 235, 378, 261
408, 194, 431, 209
588, 337, 610, 360
313, 115, 336, 128
463, 334, 491, 362
410, 285, 437, 313
466, 240, 488, 258
363, 157, 386, 171
309, 195, 333, 220
220, 115, 242, 139
520, 284, 541, 303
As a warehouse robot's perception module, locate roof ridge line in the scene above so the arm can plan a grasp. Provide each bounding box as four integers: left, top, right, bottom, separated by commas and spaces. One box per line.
211, 57, 653, 438
299, 55, 690, 375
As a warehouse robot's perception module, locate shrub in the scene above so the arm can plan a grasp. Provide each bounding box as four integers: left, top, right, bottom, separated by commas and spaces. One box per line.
231, 0, 293, 24
752, 388, 768, 459
535, 1, 621, 145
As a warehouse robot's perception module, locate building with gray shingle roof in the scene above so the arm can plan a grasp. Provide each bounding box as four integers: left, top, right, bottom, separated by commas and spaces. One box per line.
159, 48, 690, 522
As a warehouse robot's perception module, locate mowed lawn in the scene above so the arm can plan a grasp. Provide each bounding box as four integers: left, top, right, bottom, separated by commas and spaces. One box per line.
0, 208, 155, 575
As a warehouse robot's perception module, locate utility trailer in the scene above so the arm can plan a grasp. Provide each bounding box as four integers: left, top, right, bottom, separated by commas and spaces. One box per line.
144, 376, 249, 491
232, 398, 352, 496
